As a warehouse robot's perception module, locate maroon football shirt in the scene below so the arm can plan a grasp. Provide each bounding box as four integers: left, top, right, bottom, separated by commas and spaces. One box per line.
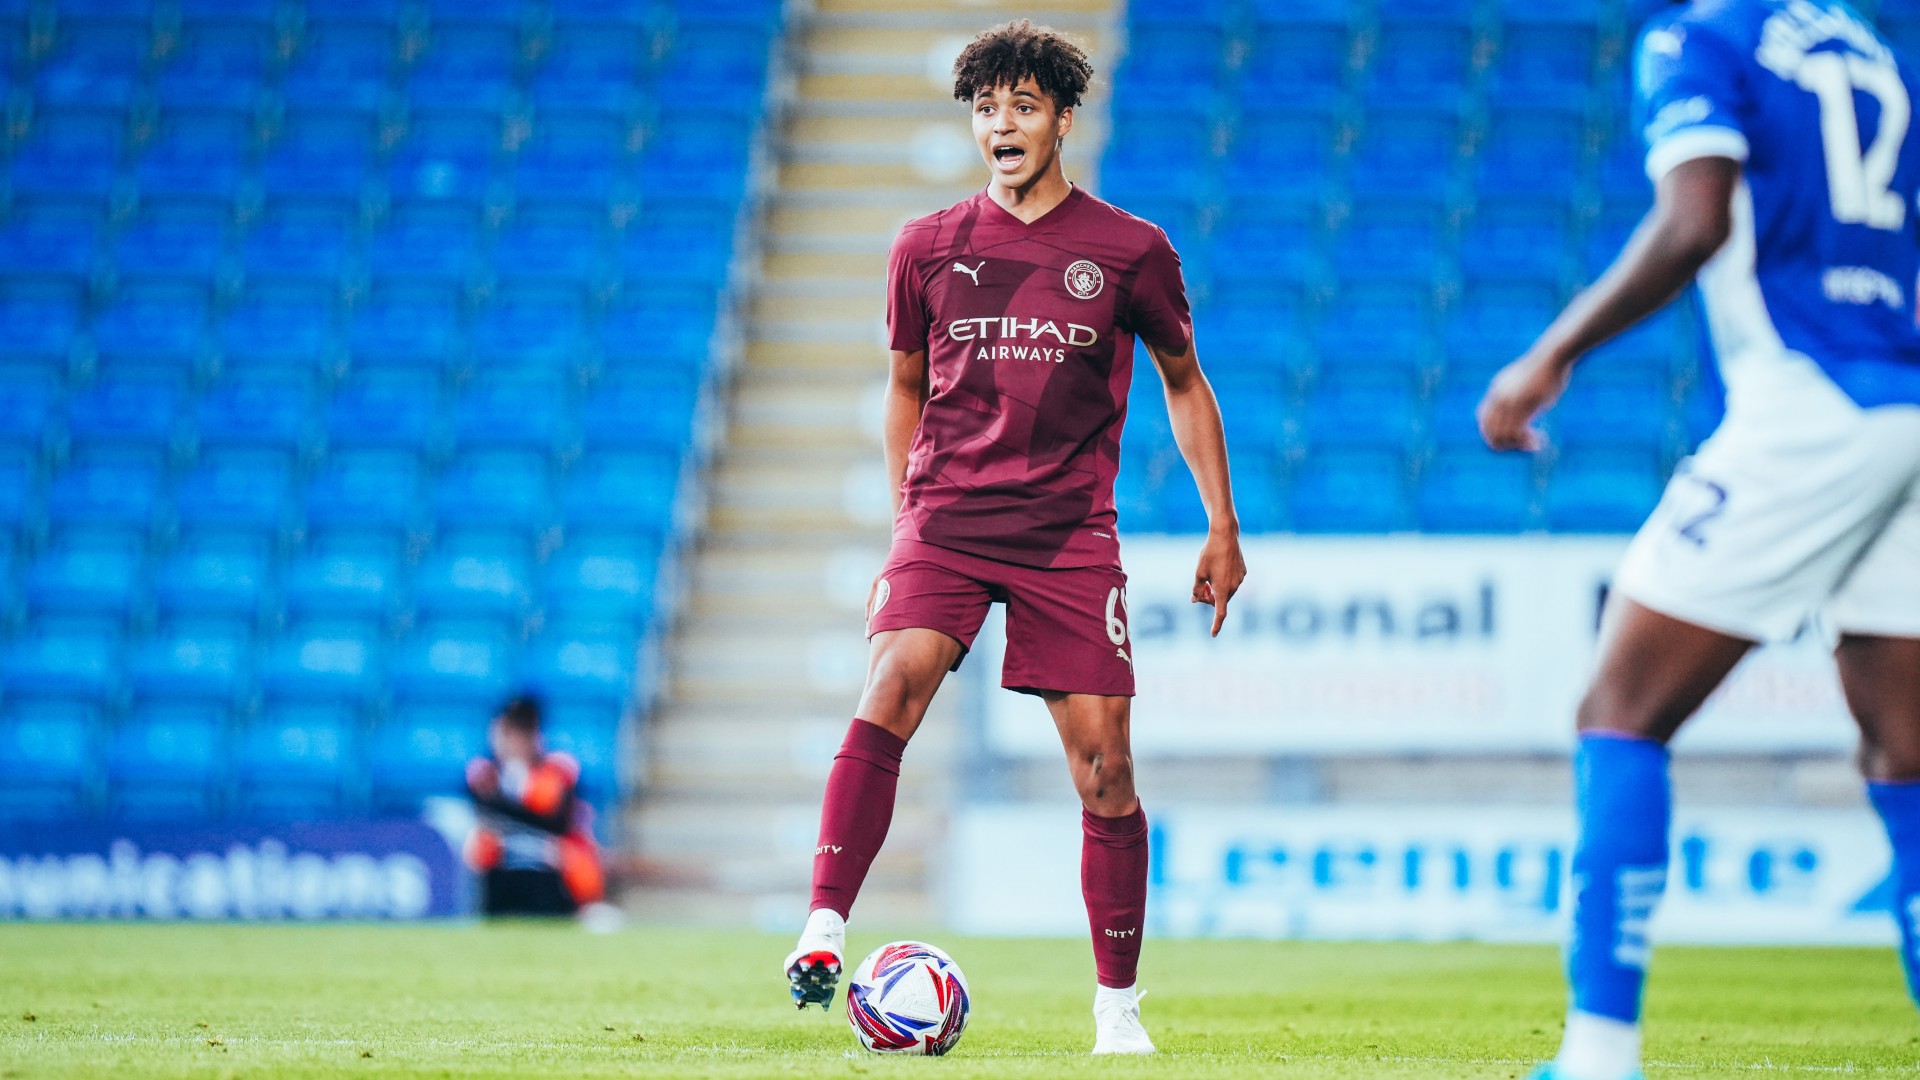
885, 184, 1192, 569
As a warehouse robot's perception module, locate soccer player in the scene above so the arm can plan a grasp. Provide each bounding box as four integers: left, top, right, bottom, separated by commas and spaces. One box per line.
781, 20, 1245, 1055
1477, 0, 1920, 1076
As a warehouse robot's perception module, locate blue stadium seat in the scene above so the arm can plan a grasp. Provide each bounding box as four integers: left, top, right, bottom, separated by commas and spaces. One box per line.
34, 24, 149, 109
637, 124, 751, 202
523, 633, 632, 707
411, 548, 535, 623
24, 539, 143, 621
234, 708, 355, 819
654, 28, 770, 116
1199, 282, 1311, 382
367, 707, 481, 812
133, 114, 249, 202
1239, 23, 1348, 106
260, 113, 376, 202
0, 452, 39, 531
154, 24, 269, 110
0, 707, 97, 820
0, 203, 101, 280
0, 284, 84, 371
542, 545, 659, 629
0, 372, 59, 457
1116, 27, 1226, 85
1548, 375, 1677, 453
1586, 308, 1689, 384
89, 284, 209, 373
450, 375, 571, 454
1583, 205, 1642, 278
490, 207, 607, 286
241, 205, 355, 287
325, 374, 443, 454
1377, 0, 1479, 26
65, 375, 182, 451
421, 0, 527, 30
259, 621, 381, 704
281, 543, 404, 622
10, 110, 125, 199
1544, 451, 1665, 531
1426, 381, 1491, 450
577, 377, 696, 454
387, 112, 501, 203
280, 24, 395, 115
126, 630, 250, 706
303, 0, 405, 27
512, 118, 629, 207
1250, 0, 1355, 27
217, 288, 341, 377
614, 218, 732, 293
1213, 214, 1323, 288
1364, 25, 1473, 108
1206, 365, 1289, 450
366, 204, 479, 288
347, 288, 461, 375
46, 458, 163, 532
1474, 111, 1586, 202
177, 0, 280, 30
303, 451, 424, 538
387, 622, 515, 707
1224, 113, 1338, 207
1346, 109, 1462, 203
151, 537, 269, 624
530, 28, 646, 117
1299, 375, 1423, 454
469, 290, 587, 372
1288, 452, 1413, 532
1, 633, 121, 703
112, 202, 230, 281
405, 26, 520, 112
1442, 285, 1560, 376
1596, 128, 1653, 206
1486, 25, 1596, 113
560, 453, 677, 537
1498, 0, 1603, 26
1314, 286, 1434, 381
194, 377, 314, 459
1102, 120, 1216, 209
1458, 204, 1572, 284
1417, 450, 1538, 531
547, 0, 657, 28
172, 454, 295, 534
107, 709, 225, 821
432, 453, 552, 534
1332, 202, 1444, 286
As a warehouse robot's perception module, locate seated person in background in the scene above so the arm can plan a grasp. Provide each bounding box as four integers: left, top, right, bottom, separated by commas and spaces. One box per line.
464, 694, 607, 917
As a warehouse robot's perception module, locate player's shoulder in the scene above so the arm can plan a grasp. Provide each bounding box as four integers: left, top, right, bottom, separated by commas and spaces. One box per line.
891, 193, 983, 259
1076, 191, 1179, 259
1638, 0, 1769, 57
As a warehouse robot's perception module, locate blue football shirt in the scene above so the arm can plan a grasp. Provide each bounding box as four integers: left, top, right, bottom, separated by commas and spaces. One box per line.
1636, 0, 1920, 407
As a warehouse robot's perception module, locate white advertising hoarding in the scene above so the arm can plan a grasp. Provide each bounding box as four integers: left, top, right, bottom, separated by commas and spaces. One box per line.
949, 803, 1895, 945
974, 537, 1859, 756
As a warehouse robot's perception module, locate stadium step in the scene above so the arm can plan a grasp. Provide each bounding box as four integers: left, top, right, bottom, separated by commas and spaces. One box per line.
623, 0, 1116, 927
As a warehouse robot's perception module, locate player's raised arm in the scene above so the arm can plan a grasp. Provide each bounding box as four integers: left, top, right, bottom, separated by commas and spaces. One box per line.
1149, 339, 1246, 636
882, 348, 930, 517
1478, 155, 1740, 451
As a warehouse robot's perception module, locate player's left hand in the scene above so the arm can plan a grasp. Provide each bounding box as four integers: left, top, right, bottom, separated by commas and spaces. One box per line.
1478, 351, 1571, 452
1192, 529, 1246, 637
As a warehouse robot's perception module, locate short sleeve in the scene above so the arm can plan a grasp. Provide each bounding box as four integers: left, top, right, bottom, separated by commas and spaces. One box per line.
1128, 228, 1193, 355
885, 225, 931, 353
1635, 18, 1753, 181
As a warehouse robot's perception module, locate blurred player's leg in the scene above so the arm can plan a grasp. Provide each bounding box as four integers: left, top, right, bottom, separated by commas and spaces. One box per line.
1045, 691, 1155, 1054
787, 627, 963, 1009
1540, 601, 1750, 1080
1842, 633, 1920, 1007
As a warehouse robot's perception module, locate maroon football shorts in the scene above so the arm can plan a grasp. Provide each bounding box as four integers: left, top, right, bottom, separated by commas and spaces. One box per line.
865, 538, 1135, 697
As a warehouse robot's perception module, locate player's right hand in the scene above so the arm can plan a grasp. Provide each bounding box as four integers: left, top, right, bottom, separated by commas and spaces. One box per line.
1477, 352, 1571, 452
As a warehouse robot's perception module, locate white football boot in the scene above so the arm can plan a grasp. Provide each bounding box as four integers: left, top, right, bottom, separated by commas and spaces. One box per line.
1091, 984, 1156, 1054
782, 908, 846, 1010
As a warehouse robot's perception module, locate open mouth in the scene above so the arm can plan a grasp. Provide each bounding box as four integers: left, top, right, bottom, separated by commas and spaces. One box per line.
992, 145, 1026, 171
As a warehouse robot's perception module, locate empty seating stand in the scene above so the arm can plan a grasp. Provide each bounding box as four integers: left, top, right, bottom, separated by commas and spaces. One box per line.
0, 0, 781, 828
1103, 0, 1727, 533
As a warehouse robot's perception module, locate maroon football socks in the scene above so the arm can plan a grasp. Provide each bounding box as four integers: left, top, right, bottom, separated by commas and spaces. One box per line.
1081, 804, 1150, 988
808, 718, 908, 919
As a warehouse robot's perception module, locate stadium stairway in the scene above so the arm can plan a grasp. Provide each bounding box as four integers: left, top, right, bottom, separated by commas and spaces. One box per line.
622, 0, 1115, 930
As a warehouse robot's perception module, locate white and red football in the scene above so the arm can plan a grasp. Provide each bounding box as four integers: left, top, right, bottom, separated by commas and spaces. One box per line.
844, 940, 971, 1055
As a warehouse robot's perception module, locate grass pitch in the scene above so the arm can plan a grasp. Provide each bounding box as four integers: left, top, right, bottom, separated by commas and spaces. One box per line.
0, 924, 1915, 1078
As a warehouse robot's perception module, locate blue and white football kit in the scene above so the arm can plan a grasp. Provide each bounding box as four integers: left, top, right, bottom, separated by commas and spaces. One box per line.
1542, 3, 1920, 1079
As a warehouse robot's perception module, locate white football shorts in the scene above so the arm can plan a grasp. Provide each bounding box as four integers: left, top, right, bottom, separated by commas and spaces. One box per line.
1612, 352, 1920, 642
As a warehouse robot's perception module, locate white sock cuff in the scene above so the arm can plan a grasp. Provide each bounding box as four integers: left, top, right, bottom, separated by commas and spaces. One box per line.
1556, 1010, 1642, 1080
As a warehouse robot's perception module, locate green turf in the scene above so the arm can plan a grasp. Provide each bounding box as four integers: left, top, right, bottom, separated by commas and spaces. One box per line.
0, 924, 1914, 1078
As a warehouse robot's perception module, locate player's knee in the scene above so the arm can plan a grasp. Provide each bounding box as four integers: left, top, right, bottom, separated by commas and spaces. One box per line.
859, 652, 938, 728
1068, 747, 1135, 810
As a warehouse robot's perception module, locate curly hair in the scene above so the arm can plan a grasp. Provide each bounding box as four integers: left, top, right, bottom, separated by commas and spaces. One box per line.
951, 20, 1094, 111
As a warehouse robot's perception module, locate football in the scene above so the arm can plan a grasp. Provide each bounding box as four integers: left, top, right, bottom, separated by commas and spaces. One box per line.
844, 941, 971, 1055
